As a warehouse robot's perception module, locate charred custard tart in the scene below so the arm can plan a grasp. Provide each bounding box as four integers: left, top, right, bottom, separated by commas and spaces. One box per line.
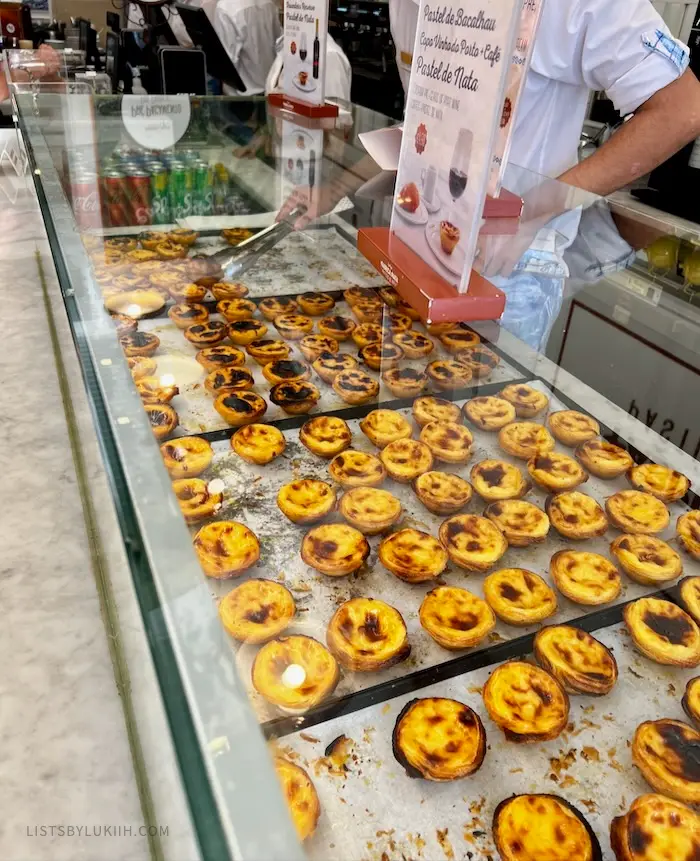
624, 597, 700, 667
454, 345, 500, 379
632, 719, 700, 804
169, 282, 207, 304
274, 313, 314, 340
317, 315, 356, 341
610, 534, 682, 585
160, 436, 213, 478
277, 479, 336, 524
245, 339, 292, 366
172, 478, 223, 524
483, 661, 570, 742
351, 322, 383, 349
216, 298, 257, 322
575, 439, 633, 478
261, 359, 310, 385
378, 528, 448, 582
329, 450, 386, 488
419, 586, 495, 650
412, 396, 461, 427
380, 439, 434, 483
628, 462, 691, 503
252, 635, 339, 710
193, 520, 260, 578
419, 421, 473, 464
382, 367, 428, 398
426, 359, 473, 391
297, 291, 335, 316
438, 514, 508, 572
392, 329, 434, 358
145, 403, 178, 440
326, 597, 410, 671
184, 321, 229, 347
312, 351, 357, 384
546, 491, 608, 539
168, 303, 209, 329
611, 793, 700, 861
228, 319, 268, 346
463, 396, 516, 431
527, 452, 588, 492
210, 282, 249, 301
499, 383, 549, 417
204, 367, 254, 397
439, 325, 481, 354
678, 511, 700, 561
195, 346, 245, 372
299, 415, 352, 458
219, 579, 295, 643
270, 380, 320, 415
258, 296, 298, 320
332, 368, 379, 405
483, 568, 557, 626
606, 490, 670, 534
231, 423, 285, 465
499, 421, 555, 459
550, 550, 621, 605
299, 335, 340, 362
548, 410, 600, 446
413, 471, 472, 515
359, 341, 403, 371
136, 376, 179, 404
213, 392, 267, 426
470, 459, 530, 502
301, 523, 370, 575
393, 698, 486, 781
274, 758, 321, 842
359, 409, 412, 448
120, 331, 160, 357
339, 487, 402, 534
484, 500, 550, 546
534, 625, 618, 695
683, 676, 700, 726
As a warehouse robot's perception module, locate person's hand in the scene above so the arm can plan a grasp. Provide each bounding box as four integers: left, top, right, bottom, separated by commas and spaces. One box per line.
233, 128, 271, 159
276, 173, 354, 230
36, 44, 61, 78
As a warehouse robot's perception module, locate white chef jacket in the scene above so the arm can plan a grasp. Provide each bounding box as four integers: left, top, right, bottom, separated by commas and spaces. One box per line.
391, 0, 690, 179
265, 34, 352, 103
213, 0, 282, 95
389, 0, 420, 94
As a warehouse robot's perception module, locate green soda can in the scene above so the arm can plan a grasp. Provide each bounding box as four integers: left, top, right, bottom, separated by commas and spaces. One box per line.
168, 161, 193, 219
150, 165, 171, 225
193, 161, 213, 216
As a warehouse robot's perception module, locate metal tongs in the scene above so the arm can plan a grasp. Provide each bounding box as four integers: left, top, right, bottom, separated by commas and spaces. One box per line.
205, 204, 308, 281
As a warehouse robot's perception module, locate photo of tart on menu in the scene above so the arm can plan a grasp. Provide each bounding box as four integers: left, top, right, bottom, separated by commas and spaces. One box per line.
283, 0, 328, 106
391, 0, 522, 291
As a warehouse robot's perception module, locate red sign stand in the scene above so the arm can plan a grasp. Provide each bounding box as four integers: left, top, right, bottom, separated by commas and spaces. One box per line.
267, 93, 339, 119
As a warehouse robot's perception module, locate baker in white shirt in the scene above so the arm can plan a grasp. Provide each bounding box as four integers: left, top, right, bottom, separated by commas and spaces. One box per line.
213, 0, 282, 95
265, 33, 352, 103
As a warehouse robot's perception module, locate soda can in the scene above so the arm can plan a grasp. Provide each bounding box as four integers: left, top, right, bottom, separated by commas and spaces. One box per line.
193, 161, 213, 216
180, 149, 201, 164
71, 170, 103, 229
125, 168, 152, 226
168, 161, 193, 219
101, 168, 130, 228
150, 165, 171, 225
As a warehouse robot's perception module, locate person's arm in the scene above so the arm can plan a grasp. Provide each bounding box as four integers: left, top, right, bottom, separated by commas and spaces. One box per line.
559, 68, 700, 196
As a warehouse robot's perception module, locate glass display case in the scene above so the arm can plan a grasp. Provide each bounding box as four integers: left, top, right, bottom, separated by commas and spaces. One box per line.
14, 91, 700, 861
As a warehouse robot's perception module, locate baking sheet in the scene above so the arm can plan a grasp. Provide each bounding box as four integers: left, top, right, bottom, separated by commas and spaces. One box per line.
196, 380, 700, 722
276, 621, 699, 861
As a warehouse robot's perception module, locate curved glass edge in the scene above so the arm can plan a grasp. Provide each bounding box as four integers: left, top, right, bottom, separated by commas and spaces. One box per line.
15, 93, 305, 861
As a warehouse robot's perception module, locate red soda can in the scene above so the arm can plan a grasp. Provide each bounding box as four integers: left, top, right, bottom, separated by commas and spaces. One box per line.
70, 171, 103, 229
126, 168, 152, 226
101, 169, 130, 227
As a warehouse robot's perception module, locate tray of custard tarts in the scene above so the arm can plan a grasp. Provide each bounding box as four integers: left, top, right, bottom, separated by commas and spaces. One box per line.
161, 376, 699, 728
275, 618, 700, 859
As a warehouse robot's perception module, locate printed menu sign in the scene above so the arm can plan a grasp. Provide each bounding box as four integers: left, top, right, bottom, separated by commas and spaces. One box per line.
391, 0, 521, 291
282, 0, 329, 106
488, 0, 543, 196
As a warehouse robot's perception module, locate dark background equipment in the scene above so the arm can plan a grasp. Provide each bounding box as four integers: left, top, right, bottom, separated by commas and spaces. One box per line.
175, 3, 246, 92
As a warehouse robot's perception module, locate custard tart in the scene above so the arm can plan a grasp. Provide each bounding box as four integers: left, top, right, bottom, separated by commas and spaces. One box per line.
193, 520, 260, 578
606, 490, 670, 534
262, 359, 310, 385
494, 794, 601, 861
195, 346, 246, 372
128, 356, 157, 381
106, 236, 137, 253
413, 471, 472, 515
220, 227, 252, 246
145, 403, 178, 440
463, 396, 516, 431
499, 383, 549, 418
120, 331, 160, 357
378, 528, 448, 582
274, 313, 314, 340
484, 568, 557, 625
393, 698, 486, 781
329, 450, 386, 488
485, 500, 550, 546
380, 439, 434, 483
548, 410, 600, 446
312, 351, 357, 383
610, 793, 700, 861
454, 346, 500, 379
258, 295, 298, 320
168, 227, 198, 246
351, 322, 383, 348
546, 491, 608, 539
111, 313, 138, 336
169, 303, 209, 329
317, 315, 356, 341
169, 283, 207, 304
380, 311, 412, 335
439, 326, 480, 354
527, 452, 588, 492
245, 339, 291, 366
299, 335, 340, 362
136, 376, 179, 404
252, 635, 339, 710
575, 439, 634, 478
339, 487, 402, 534
228, 319, 268, 346
534, 625, 618, 695
138, 230, 168, 251
351, 299, 383, 323
438, 514, 508, 572
610, 534, 682, 585
156, 240, 188, 260
360, 409, 412, 448
378, 286, 400, 307
204, 367, 254, 396
327, 598, 410, 671
683, 677, 700, 727
277, 479, 336, 524
332, 368, 379, 405
412, 396, 461, 427
419, 586, 495, 649
270, 380, 320, 415
382, 367, 428, 398
419, 421, 473, 464
160, 436, 213, 478
231, 423, 285, 465
624, 597, 700, 667
359, 342, 403, 371
681, 576, 700, 623
219, 579, 295, 644
299, 416, 352, 458
344, 286, 377, 306
632, 719, 700, 804
301, 523, 369, 575
297, 291, 335, 316
678, 511, 700, 560
213, 391, 267, 426
172, 478, 223, 524
499, 421, 555, 459
210, 281, 249, 301
184, 321, 229, 347
392, 329, 434, 358
217, 298, 257, 322
426, 359, 473, 391
470, 459, 530, 502
129, 248, 161, 264
483, 661, 569, 742
550, 550, 621, 605
395, 298, 422, 321
628, 463, 691, 503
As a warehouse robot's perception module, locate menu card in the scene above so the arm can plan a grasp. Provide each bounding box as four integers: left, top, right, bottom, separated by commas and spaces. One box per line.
488, 0, 543, 196
282, 0, 329, 106
391, 0, 521, 292
280, 118, 324, 209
